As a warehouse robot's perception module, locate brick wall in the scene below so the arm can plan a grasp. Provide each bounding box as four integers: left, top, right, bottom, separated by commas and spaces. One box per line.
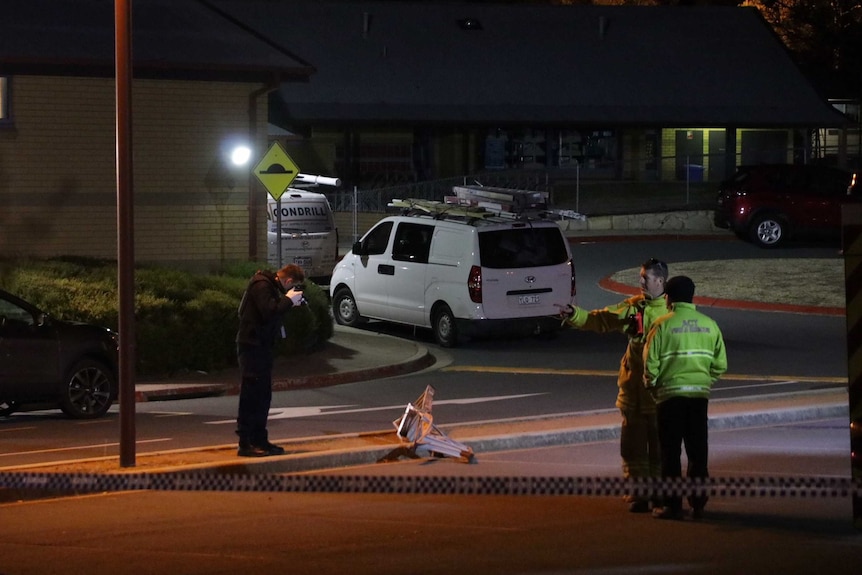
0, 76, 269, 269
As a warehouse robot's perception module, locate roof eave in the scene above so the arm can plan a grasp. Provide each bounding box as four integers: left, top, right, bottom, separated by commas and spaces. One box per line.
0, 60, 314, 83
275, 103, 851, 129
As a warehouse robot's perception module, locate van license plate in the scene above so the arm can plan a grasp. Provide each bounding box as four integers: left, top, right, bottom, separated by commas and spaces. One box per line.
293, 256, 312, 267
518, 295, 540, 305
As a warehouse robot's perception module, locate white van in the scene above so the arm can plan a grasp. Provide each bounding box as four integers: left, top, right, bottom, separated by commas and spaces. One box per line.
267, 189, 338, 283
329, 202, 576, 347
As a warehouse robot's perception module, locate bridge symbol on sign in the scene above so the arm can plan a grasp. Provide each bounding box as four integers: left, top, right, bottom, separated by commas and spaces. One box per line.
254, 142, 300, 201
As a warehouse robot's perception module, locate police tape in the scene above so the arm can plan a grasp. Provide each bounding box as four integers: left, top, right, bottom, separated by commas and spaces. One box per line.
0, 472, 859, 498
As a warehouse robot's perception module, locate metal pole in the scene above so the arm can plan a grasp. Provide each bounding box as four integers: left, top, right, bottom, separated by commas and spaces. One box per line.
685, 154, 691, 205
575, 162, 580, 214
115, 0, 136, 468
276, 198, 283, 267
842, 204, 862, 530
352, 185, 358, 242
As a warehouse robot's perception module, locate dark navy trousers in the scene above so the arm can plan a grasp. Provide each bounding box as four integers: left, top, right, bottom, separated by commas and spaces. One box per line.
656, 396, 710, 512
236, 343, 274, 446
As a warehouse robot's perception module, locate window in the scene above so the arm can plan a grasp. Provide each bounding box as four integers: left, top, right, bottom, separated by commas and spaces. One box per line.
0, 298, 35, 329
360, 221, 393, 256
485, 127, 618, 172
392, 223, 432, 263
479, 227, 569, 269
0, 76, 9, 121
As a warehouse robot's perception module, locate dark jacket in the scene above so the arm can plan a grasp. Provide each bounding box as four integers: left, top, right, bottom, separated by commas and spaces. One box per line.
236, 270, 295, 348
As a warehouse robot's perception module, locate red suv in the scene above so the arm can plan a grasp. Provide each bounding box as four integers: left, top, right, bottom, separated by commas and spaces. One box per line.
714, 164, 860, 247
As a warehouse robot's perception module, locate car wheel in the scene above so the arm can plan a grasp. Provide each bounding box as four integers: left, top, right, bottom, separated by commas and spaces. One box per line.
59, 359, 115, 419
749, 214, 786, 248
0, 400, 17, 417
432, 304, 459, 348
332, 287, 362, 327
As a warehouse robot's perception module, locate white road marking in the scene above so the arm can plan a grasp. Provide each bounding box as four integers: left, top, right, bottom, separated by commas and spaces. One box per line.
204, 393, 547, 424
713, 381, 804, 391
0, 438, 172, 458
0, 426, 37, 433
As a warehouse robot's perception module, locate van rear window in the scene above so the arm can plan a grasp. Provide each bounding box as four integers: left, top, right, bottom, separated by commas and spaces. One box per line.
478, 227, 569, 269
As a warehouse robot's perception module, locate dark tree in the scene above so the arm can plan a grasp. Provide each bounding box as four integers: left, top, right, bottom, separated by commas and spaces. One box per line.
744, 1, 862, 95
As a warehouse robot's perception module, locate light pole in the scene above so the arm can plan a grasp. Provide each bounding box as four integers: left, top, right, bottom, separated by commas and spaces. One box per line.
115, 0, 135, 468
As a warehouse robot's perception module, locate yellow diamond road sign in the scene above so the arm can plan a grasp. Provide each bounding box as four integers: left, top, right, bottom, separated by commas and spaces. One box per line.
254, 142, 300, 201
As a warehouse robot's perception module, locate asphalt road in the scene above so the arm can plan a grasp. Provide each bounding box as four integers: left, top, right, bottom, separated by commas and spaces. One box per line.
1, 417, 857, 575
1, 237, 858, 573
0, 238, 849, 467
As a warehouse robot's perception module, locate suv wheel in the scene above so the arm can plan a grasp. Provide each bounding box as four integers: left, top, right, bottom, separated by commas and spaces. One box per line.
432, 304, 459, 348
749, 214, 786, 248
59, 359, 115, 419
332, 287, 362, 326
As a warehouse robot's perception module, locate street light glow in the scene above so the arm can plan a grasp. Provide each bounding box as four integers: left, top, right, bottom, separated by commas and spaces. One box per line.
231, 145, 252, 166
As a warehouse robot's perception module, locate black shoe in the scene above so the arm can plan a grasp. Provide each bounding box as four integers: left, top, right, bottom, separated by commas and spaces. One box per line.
628, 500, 650, 513
691, 506, 705, 520
237, 445, 270, 458
652, 506, 685, 521
263, 442, 285, 456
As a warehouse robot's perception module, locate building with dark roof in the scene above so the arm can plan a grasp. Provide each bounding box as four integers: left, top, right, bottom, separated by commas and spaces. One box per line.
211, 1, 851, 189
0, 0, 853, 266
0, 0, 312, 265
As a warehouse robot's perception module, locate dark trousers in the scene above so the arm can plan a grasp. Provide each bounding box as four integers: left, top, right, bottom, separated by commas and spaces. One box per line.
236, 344, 274, 446
656, 396, 709, 512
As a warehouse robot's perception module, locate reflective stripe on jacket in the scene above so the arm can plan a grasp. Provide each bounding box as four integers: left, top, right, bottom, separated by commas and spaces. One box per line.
643, 302, 727, 404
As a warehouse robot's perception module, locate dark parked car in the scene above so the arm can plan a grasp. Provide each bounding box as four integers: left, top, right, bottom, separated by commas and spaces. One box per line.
0, 288, 118, 418
714, 164, 860, 247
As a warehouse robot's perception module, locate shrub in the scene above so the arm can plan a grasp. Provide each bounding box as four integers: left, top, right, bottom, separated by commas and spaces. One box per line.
0, 258, 334, 377
276, 280, 333, 354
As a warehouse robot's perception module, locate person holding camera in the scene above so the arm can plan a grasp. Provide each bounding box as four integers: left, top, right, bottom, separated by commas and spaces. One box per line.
559, 257, 669, 512
235, 263, 306, 457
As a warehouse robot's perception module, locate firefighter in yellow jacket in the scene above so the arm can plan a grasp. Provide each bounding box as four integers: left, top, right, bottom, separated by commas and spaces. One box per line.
561, 258, 668, 512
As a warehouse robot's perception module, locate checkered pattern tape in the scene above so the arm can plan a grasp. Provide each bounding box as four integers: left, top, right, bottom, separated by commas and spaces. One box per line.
0, 472, 859, 498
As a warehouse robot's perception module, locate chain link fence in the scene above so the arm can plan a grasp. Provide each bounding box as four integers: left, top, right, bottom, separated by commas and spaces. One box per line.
328, 171, 553, 213
325, 146, 860, 240
328, 163, 714, 218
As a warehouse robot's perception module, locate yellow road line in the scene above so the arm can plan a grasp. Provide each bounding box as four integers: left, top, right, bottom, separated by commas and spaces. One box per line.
442, 365, 846, 384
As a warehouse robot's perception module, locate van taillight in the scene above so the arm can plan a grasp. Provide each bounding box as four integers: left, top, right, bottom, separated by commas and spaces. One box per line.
468, 265, 482, 303
569, 259, 577, 298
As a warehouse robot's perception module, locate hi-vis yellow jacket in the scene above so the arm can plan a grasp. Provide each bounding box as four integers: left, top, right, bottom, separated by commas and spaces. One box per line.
565, 294, 669, 413
643, 302, 728, 403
